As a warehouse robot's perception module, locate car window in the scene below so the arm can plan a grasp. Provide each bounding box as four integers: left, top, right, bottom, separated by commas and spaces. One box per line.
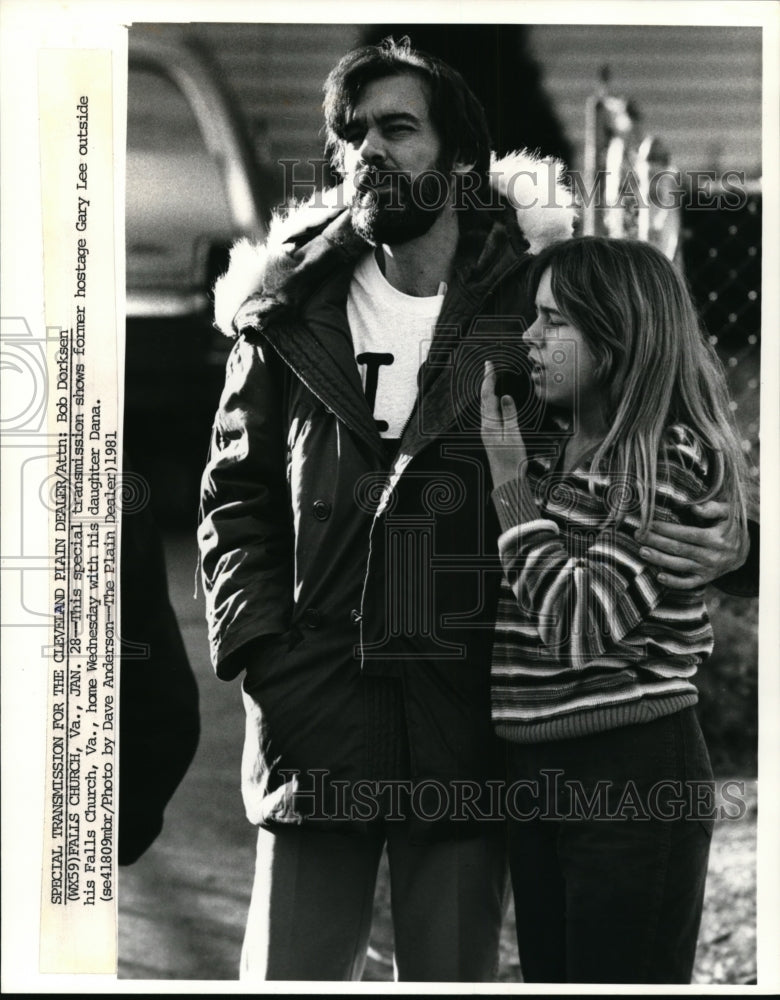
126, 64, 233, 295
128, 63, 206, 152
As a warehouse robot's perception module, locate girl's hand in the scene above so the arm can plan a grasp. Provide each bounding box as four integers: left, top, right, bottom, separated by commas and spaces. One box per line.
480, 360, 527, 488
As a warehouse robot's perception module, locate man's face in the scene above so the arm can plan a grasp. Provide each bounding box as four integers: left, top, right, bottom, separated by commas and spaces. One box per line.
339, 72, 452, 245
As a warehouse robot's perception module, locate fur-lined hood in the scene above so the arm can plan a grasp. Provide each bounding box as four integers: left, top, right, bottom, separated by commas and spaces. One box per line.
214, 149, 576, 336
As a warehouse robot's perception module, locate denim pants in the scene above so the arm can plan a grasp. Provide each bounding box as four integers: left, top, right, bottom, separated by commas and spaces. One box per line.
503, 707, 714, 984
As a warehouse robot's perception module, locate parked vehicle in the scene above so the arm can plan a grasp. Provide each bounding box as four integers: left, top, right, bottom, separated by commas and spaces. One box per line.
125, 26, 271, 524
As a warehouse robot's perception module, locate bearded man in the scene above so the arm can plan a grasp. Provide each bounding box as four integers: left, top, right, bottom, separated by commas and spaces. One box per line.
199, 38, 751, 982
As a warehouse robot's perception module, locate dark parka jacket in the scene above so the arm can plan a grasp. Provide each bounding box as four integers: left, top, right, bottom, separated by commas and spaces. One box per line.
198, 153, 577, 835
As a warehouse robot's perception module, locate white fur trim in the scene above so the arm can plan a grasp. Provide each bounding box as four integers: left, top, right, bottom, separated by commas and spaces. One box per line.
490, 150, 576, 254
213, 238, 270, 336
213, 149, 576, 334
212, 185, 348, 334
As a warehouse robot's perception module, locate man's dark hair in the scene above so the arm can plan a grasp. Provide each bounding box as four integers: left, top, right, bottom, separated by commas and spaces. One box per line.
323, 36, 492, 185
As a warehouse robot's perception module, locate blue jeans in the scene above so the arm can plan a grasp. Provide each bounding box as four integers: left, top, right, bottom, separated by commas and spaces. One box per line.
503, 708, 714, 984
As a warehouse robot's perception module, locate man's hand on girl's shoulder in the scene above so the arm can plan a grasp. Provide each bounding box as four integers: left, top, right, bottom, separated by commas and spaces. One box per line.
636, 499, 750, 590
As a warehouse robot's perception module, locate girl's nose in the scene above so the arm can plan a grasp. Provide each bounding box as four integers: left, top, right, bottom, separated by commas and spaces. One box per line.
522, 317, 541, 342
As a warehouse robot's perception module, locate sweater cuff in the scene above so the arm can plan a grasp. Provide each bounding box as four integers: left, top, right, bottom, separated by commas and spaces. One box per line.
491, 478, 540, 533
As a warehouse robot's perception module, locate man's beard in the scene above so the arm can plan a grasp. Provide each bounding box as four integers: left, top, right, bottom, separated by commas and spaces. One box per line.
349, 163, 452, 246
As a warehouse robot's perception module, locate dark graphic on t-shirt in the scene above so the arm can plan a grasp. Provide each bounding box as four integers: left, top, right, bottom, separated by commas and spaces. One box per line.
356, 352, 394, 432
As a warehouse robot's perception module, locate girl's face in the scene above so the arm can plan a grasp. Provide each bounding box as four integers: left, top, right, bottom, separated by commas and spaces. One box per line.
523, 267, 601, 412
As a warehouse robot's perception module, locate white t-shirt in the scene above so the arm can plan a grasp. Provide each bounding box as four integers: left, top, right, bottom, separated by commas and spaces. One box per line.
347, 251, 445, 441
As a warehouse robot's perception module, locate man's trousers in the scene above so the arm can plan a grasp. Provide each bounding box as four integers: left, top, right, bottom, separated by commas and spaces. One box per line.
240, 819, 507, 982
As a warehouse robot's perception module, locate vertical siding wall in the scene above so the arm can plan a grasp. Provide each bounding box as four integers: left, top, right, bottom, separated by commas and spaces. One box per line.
156, 22, 761, 179
527, 25, 762, 176
188, 22, 362, 167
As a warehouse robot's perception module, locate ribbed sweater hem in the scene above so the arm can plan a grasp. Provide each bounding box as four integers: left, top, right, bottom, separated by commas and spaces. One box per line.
494, 692, 698, 744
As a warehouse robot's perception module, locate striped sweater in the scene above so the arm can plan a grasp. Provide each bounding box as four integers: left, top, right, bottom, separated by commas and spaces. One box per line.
490, 424, 714, 743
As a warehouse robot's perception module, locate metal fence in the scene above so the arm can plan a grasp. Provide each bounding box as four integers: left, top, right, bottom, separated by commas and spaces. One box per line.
682, 190, 761, 480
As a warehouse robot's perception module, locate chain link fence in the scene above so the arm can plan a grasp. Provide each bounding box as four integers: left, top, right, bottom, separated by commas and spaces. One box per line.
681, 189, 761, 482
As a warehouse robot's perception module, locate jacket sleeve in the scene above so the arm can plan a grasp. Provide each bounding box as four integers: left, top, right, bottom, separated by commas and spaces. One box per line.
197, 335, 293, 678
712, 516, 759, 597
490, 439, 711, 669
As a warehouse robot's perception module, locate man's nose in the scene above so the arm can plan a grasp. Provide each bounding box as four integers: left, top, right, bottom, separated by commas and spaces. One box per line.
358, 129, 385, 166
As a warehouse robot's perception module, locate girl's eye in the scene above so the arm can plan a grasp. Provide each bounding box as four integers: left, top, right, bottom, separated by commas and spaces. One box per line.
534, 311, 563, 327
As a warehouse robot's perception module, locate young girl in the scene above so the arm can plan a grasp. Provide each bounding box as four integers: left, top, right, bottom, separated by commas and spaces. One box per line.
480, 236, 753, 985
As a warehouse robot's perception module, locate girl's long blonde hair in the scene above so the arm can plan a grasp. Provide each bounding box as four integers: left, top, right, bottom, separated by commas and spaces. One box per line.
526, 236, 754, 535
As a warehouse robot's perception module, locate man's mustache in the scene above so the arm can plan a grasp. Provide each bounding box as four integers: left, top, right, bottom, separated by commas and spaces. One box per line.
354, 166, 413, 195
